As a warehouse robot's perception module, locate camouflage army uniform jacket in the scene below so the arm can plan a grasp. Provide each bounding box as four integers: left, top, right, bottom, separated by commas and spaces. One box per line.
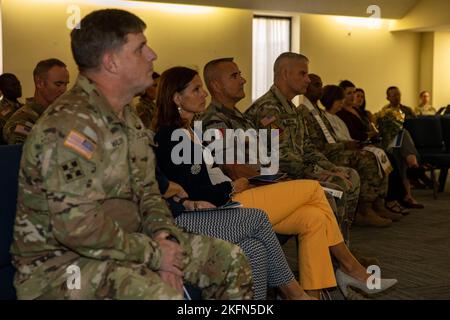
244, 85, 337, 179
201, 100, 254, 131
0, 97, 22, 144
381, 104, 416, 119
375, 104, 414, 150
200, 100, 260, 170
134, 96, 156, 129
11, 75, 187, 299
3, 98, 46, 145
298, 96, 348, 160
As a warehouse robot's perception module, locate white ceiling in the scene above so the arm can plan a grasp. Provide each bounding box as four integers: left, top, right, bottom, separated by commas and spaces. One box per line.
139, 0, 420, 19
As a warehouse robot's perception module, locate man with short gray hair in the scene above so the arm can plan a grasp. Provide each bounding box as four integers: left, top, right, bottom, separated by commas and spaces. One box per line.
3, 59, 69, 144
245, 52, 362, 230
11, 9, 253, 300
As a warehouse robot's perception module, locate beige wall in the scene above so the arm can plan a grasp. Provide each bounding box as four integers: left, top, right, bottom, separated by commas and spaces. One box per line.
2, 1, 424, 113
419, 32, 434, 100
416, 31, 450, 109
432, 32, 450, 108
300, 14, 421, 112
2, 0, 253, 107
393, 0, 450, 31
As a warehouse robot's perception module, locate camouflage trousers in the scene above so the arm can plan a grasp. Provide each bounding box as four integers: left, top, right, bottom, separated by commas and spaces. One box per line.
312, 167, 360, 243
326, 150, 388, 203
15, 233, 253, 300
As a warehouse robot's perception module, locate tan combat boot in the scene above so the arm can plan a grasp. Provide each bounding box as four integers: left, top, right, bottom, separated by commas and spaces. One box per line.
354, 201, 392, 227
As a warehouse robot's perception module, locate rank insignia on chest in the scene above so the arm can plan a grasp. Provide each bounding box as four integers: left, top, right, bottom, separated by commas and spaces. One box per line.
111, 138, 124, 148
64, 130, 97, 160
61, 159, 85, 183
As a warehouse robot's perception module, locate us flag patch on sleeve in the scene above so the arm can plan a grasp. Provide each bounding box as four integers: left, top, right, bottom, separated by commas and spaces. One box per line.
64, 130, 97, 160
260, 115, 276, 127
14, 124, 32, 135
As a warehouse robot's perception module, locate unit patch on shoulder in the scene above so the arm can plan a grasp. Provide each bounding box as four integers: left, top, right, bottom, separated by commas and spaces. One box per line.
61, 159, 85, 183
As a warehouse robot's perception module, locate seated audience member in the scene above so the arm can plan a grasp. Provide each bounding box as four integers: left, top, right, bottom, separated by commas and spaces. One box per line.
355, 86, 432, 193
321, 85, 406, 217
322, 85, 356, 142
353, 88, 379, 139
153, 66, 397, 299
3, 59, 69, 144
155, 167, 313, 300
375, 88, 427, 209
298, 75, 393, 226
0, 73, 23, 144
0, 73, 22, 109
200, 58, 342, 229
381, 86, 416, 119
334, 80, 371, 142
415, 90, 436, 116
135, 71, 160, 128
11, 9, 253, 300
245, 53, 362, 234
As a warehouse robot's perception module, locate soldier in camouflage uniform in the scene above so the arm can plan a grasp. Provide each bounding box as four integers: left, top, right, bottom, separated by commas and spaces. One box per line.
298, 75, 396, 226
3, 59, 69, 144
198, 59, 400, 298
200, 57, 343, 223
0, 73, 23, 144
134, 71, 160, 129
382, 86, 416, 119
244, 53, 361, 231
11, 9, 253, 300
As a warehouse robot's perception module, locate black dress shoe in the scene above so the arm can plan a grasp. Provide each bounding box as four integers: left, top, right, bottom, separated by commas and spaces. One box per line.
400, 199, 425, 209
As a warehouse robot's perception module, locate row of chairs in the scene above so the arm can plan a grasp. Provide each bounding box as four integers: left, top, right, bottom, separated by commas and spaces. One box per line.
404, 115, 450, 194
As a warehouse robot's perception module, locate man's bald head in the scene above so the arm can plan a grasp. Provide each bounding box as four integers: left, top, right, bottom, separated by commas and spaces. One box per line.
203, 57, 246, 107
273, 52, 311, 99
203, 57, 234, 93
305, 73, 323, 103
273, 52, 309, 81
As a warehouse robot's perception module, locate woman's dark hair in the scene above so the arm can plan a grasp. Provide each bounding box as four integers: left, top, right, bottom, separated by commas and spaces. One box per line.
339, 80, 356, 91
355, 88, 367, 111
320, 85, 344, 111
153, 67, 198, 131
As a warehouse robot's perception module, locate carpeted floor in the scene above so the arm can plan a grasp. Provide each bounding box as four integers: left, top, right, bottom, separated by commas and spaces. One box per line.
282, 183, 450, 300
